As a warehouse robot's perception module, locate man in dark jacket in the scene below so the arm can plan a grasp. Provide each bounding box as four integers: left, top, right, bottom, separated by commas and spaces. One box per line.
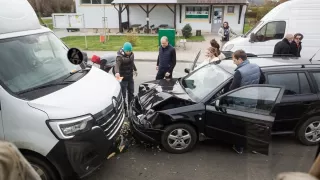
156, 36, 176, 80
229, 50, 265, 154
273, 34, 294, 57
115, 42, 137, 115
290, 33, 304, 57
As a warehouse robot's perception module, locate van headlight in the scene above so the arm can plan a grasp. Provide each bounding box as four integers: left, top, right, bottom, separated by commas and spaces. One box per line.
224, 44, 234, 51
47, 115, 94, 139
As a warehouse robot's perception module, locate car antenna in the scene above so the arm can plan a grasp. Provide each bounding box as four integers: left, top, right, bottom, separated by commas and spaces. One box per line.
309, 48, 320, 63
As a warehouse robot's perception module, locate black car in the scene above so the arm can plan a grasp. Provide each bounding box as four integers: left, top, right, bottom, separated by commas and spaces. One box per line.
129, 55, 320, 155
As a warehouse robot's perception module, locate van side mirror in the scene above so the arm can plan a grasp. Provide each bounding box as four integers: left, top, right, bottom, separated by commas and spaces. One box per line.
184, 68, 190, 74
249, 33, 256, 43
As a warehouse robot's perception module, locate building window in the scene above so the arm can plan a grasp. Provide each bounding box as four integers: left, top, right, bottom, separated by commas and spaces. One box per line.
81, 0, 91, 4
92, 0, 102, 4
103, 0, 113, 3
185, 6, 209, 19
227, 6, 235, 13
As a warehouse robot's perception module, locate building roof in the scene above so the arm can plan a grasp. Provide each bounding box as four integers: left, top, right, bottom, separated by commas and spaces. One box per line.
111, 0, 248, 4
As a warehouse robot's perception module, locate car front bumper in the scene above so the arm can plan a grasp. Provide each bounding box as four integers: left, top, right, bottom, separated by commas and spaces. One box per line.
128, 100, 163, 144
46, 115, 125, 180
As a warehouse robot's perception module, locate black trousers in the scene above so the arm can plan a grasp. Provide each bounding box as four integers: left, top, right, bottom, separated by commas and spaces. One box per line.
156, 67, 173, 80
120, 77, 134, 110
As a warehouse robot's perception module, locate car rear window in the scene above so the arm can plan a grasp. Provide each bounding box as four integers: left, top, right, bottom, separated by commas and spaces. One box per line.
267, 73, 311, 95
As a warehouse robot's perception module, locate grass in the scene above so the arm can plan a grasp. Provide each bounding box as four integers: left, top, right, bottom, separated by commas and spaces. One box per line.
244, 23, 253, 34
61, 35, 205, 51
41, 18, 53, 30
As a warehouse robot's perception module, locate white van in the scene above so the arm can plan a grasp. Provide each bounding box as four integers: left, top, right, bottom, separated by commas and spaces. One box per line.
223, 0, 320, 59
0, 0, 124, 179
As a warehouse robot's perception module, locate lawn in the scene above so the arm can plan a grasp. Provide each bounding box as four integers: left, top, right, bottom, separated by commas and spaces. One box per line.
244, 23, 253, 34
61, 35, 205, 51
41, 18, 53, 30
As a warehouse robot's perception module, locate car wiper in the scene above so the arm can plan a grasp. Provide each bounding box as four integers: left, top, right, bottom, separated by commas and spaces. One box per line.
63, 68, 91, 82
17, 82, 73, 95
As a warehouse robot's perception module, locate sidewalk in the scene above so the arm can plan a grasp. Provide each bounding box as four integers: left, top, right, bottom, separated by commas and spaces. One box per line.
84, 34, 220, 62
54, 29, 221, 62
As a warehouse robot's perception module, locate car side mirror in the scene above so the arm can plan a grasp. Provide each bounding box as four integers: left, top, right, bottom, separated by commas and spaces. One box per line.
214, 99, 220, 107
184, 68, 190, 74
249, 33, 256, 43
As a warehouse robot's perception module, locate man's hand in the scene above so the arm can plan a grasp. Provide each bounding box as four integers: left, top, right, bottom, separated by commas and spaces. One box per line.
165, 72, 170, 77
133, 71, 138, 77
156, 66, 159, 70
115, 73, 120, 78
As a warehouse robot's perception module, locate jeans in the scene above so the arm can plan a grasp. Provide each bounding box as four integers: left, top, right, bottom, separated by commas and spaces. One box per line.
156, 67, 172, 80
120, 77, 134, 110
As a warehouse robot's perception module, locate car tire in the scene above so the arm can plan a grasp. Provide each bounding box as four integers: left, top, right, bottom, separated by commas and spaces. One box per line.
161, 123, 197, 154
25, 155, 59, 180
297, 117, 320, 146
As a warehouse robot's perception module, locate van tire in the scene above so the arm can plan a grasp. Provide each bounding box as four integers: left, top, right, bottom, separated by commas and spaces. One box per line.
161, 123, 197, 154
296, 117, 320, 146
25, 155, 59, 180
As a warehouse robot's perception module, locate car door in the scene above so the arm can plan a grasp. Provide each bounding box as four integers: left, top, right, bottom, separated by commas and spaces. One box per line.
205, 84, 285, 155
266, 72, 319, 133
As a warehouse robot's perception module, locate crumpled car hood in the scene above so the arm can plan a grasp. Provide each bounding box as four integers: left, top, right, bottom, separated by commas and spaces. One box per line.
137, 78, 193, 110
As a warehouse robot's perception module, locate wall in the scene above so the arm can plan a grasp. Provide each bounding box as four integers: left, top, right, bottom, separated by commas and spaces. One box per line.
222, 5, 247, 34
75, 0, 127, 29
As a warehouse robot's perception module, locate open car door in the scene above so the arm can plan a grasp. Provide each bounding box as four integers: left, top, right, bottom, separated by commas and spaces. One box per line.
190, 50, 201, 71
205, 84, 285, 155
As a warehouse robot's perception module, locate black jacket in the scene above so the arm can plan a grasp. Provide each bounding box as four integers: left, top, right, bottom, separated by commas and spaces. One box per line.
157, 44, 176, 72
115, 48, 137, 81
273, 39, 291, 57
290, 41, 302, 57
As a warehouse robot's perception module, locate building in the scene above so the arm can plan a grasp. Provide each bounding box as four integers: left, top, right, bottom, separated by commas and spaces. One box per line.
75, 0, 248, 34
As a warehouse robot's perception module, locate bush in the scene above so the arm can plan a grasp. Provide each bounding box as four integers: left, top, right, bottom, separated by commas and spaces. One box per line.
256, 6, 273, 21
246, 11, 258, 19
124, 33, 140, 46
182, 24, 192, 39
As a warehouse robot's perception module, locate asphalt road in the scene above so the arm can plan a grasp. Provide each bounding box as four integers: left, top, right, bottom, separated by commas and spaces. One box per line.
87, 61, 317, 180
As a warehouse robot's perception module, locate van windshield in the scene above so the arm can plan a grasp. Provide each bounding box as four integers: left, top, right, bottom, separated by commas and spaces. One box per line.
0, 32, 80, 94
244, 21, 263, 37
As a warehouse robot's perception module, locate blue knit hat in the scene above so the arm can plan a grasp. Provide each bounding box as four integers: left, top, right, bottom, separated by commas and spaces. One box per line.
123, 42, 132, 52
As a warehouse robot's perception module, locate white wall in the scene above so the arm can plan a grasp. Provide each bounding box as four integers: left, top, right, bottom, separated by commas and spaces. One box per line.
222, 5, 247, 34
75, 0, 127, 29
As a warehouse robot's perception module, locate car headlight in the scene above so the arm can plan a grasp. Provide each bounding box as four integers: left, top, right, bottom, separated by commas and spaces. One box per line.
224, 44, 234, 51
47, 115, 94, 139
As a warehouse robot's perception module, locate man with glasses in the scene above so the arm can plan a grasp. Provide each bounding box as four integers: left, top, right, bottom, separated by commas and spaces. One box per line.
290, 33, 304, 57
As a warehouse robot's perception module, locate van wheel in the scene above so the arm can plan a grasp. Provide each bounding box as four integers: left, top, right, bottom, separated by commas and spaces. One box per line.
25, 155, 59, 180
161, 123, 197, 154
297, 117, 320, 146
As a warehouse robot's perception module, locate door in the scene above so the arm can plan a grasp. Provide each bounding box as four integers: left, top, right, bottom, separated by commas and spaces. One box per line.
205, 85, 285, 155
211, 7, 224, 33
267, 72, 319, 133
250, 21, 286, 55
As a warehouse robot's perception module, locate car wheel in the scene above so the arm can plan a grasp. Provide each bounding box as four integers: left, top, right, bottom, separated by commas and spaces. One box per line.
297, 117, 320, 146
161, 123, 197, 154
25, 155, 59, 180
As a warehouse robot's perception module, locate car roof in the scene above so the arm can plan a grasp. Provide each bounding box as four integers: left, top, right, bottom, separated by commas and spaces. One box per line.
217, 57, 320, 74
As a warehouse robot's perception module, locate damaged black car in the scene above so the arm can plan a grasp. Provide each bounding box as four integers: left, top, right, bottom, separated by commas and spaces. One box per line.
129, 53, 291, 155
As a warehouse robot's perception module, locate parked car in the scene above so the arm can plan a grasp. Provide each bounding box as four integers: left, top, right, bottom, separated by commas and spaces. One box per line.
129, 54, 320, 154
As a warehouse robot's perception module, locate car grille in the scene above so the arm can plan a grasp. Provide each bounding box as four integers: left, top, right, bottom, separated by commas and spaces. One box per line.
93, 92, 125, 140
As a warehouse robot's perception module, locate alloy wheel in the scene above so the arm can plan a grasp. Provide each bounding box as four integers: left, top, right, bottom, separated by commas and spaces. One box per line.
167, 128, 191, 150
305, 121, 320, 143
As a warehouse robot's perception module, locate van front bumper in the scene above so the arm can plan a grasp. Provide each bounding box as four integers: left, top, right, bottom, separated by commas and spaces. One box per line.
46, 115, 125, 180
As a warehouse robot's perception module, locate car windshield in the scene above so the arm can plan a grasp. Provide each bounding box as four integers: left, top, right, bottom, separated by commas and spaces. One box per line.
182, 64, 232, 101
0, 32, 80, 94
244, 21, 263, 37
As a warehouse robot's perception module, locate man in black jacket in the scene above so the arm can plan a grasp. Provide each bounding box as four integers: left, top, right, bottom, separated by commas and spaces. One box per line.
290, 33, 303, 57
115, 42, 137, 116
273, 34, 294, 57
156, 36, 176, 80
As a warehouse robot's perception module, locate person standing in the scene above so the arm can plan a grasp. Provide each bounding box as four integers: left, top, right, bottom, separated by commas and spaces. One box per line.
115, 42, 138, 116
290, 33, 304, 57
218, 22, 237, 49
156, 36, 176, 80
273, 34, 294, 57
194, 47, 220, 71
210, 39, 226, 60
229, 50, 265, 154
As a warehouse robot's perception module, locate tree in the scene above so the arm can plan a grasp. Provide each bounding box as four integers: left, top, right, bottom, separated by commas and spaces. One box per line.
182, 24, 192, 39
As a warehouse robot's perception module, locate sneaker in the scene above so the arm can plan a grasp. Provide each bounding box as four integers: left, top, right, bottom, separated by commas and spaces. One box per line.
233, 145, 244, 154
